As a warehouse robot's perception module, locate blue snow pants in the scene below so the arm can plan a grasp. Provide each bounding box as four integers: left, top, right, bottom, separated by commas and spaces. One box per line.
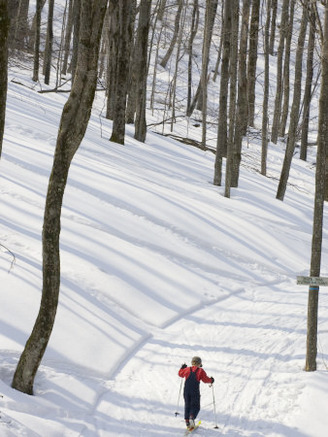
183, 369, 200, 420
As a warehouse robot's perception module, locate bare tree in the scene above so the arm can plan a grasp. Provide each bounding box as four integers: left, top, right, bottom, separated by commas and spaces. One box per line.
134, 0, 152, 143
32, 0, 42, 82
279, 0, 295, 138
44, 0, 55, 85
300, 6, 316, 161
261, 0, 271, 177
231, 0, 251, 188
201, 0, 218, 148
0, 0, 10, 158
271, 0, 289, 144
187, 0, 199, 115
214, 0, 232, 186
13, 0, 29, 50
305, 0, 328, 372
276, 5, 308, 201
12, 0, 108, 395
247, 0, 260, 127
269, 0, 277, 55
160, 0, 183, 69
109, 0, 134, 145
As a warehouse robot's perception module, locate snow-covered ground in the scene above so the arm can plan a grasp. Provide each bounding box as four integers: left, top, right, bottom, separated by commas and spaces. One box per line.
1, 68, 328, 436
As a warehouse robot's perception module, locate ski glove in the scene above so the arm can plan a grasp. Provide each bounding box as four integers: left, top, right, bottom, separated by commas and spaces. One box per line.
181, 363, 187, 369
210, 377, 215, 383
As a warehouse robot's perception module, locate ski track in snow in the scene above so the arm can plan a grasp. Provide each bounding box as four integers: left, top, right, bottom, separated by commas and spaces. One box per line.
76, 279, 307, 437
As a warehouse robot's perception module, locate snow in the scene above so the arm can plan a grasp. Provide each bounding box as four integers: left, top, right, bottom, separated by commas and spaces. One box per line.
1, 71, 328, 437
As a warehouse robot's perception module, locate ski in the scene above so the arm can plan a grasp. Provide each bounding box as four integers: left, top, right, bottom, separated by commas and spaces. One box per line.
184, 420, 201, 435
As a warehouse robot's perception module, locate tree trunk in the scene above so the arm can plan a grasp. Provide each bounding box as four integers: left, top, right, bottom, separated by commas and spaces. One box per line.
201, 0, 218, 148
269, 0, 277, 55
300, 7, 316, 161
160, 0, 183, 69
0, 0, 10, 159
214, 0, 232, 186
305, 1, 328, 372
271, 0, 289, 144
28, 0, 46, 52
70, 0, 81, 82
261, 0, 271, 176
12, 0, 108, 395
110, 0, 134, 145
187, 0, 199, 115
231, 0, 250, 188
32, 0, 42, 82
13, 0, 29, 50
134, 0, 151, 143
276, 6, 308, 201
247, 0, 260, 127
225, 0, 239, 197
279, 0, 295, 138
44, 0, 55, 85
61, 0, 74, 76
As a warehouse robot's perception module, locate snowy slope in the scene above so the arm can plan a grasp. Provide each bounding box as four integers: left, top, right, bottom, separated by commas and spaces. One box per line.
1, 71, 328, 437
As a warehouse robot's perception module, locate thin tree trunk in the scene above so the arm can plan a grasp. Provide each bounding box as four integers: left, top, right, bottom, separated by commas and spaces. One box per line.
61, 0, 74, 76
305, 2, 328, 372
13, 0, 29, 50
32, 0, 42, 82
12, 0, 108, 395
300, 7, 316, 161
134, 0, 151, 143
214, 0, 232, 186
0, 0, 10, 158
247, 0, 260, 127
279, 0, 295, 138
225, 0, 239, 196
110, 0, 134, 145
187, 0, 199, 115
269, 0, 277, 55
231, 0, 250, 188
160, 0, 183, 69
271, 0, 289, 144
201, 0, 218, 148
276, 6, 308, 201
44, 0, 55, 85
261, 0, 271, 176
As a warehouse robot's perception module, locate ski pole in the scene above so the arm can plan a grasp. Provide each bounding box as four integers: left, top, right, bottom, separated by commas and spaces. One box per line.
175, 378, 183, 416
211, 384, 219, 429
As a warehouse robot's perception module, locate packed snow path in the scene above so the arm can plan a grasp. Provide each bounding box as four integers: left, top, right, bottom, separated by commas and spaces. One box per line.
79, 280, 309, 437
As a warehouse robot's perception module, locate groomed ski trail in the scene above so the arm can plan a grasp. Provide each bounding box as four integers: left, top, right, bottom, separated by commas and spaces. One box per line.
85, 279, 309, 437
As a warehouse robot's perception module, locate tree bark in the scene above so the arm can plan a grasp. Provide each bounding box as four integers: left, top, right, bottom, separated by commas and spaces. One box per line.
231, 0, 250, 188
305, 1, 328, 372
279, 0, 295, 138
160, 0, 183, 69
44, 0, 55, 85
214, 0, 232, 186
276, 6, 308, 201
32, 0, 42, 82
247, 0, 260, 127
0, 0, 10, 158
261, 0, 271, 176
271, 0, 289, 144
134, 0, 152, 143
300, 7, 316, 161
109, 0, 134, 145
12, 0, 108, 395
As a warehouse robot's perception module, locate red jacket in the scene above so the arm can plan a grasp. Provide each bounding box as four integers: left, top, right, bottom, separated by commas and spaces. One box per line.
178, 366, 212, 384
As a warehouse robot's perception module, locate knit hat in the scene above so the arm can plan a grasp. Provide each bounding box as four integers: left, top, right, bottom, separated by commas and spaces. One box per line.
191, 356, 202, 366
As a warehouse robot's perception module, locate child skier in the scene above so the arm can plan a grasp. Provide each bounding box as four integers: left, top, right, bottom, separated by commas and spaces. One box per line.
178, 356, 214, 430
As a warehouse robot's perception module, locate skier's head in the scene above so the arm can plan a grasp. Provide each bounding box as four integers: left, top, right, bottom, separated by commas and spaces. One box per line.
191, 356, 202, 367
